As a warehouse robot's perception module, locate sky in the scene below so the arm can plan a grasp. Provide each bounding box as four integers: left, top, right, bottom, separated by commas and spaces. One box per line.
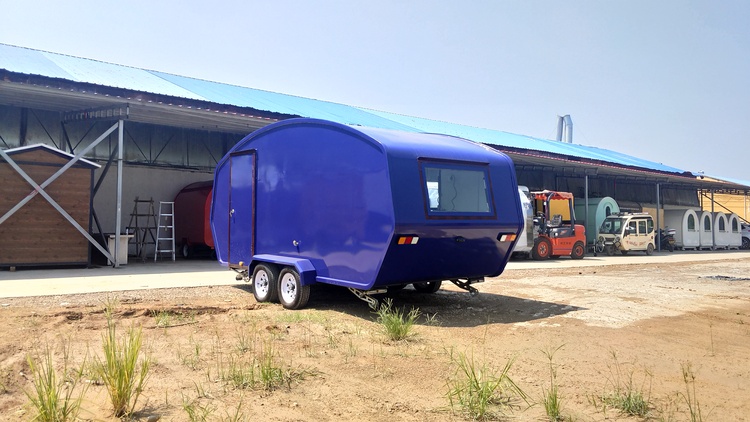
1, 0, 749, 181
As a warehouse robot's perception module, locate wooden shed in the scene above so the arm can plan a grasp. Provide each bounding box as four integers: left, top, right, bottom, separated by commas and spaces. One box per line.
0, 144, 99, 267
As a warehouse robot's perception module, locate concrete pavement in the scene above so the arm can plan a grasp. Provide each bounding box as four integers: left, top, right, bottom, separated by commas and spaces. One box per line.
2, 250, 749, 298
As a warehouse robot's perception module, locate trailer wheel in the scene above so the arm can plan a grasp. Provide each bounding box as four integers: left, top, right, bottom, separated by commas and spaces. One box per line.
278, 268, 310, 310
532, 238, 551, 260
646, 243, 654, 256
181, 243, 192, 259
571, 242, 585, 260
413, 281, 442, 293
252, 264, 279, 303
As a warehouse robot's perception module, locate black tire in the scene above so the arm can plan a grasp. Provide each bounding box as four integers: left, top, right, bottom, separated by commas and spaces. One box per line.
252, 264, 279, 303
571, 242, 585, 260
668, 243, 674, 252
621, 250, 629, 255
646, 243, 654, 256
742, 237, 749, 250
278, 267, 310, 310
413, 280, 442, 293
532, 238, 551, 260
181, 243, 192, 259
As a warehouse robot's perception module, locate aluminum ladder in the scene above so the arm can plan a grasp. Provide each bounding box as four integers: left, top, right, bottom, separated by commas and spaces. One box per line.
154, 201, 175, 261
127, 197, 156, 262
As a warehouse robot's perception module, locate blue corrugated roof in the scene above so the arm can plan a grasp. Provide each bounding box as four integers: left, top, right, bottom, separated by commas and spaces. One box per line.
0, 43, 689, 175
151, 71, 417, 131
357, 109, 688, 174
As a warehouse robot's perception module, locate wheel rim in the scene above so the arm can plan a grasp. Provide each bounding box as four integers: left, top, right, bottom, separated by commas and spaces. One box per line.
280, 272, 297, 304
574, 245, 583, 257
255, 270, 269, 297
539, 242, 548, 257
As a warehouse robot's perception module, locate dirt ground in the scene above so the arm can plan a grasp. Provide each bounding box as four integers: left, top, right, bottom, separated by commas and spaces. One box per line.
1, 257, 749, 421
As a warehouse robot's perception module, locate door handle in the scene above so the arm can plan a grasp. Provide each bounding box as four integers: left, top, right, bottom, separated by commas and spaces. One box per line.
230, 209, 235, 217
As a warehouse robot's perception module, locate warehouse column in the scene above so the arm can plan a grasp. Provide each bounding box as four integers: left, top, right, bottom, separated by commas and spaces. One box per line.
584, 174, 589, 245
656, 183, 661, 251
114, 120, 124, 267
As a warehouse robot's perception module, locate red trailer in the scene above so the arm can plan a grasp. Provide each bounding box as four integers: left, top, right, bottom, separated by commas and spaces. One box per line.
174, 181, 214, 258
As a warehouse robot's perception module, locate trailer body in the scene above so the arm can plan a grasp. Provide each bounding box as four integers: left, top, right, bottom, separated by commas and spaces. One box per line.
174, 181, 214, 258
211, 119, 523, 308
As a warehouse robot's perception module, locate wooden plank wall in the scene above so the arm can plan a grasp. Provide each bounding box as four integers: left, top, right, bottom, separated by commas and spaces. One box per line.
0, 149, 92, 266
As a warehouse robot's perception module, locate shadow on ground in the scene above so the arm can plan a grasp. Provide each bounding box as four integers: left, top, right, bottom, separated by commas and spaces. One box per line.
231, 283, 584, 328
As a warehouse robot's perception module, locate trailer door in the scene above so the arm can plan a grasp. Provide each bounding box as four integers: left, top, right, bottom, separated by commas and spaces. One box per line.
228, 151, 255, 265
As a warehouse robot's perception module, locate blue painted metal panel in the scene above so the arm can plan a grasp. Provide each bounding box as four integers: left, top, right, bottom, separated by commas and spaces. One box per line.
228, 151, 255, 264
211, 118, 523, 290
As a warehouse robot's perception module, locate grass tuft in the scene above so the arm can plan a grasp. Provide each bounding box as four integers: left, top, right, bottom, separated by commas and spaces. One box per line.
182, 394, 216, 422
374, 298, 420, 341
541, 345, 565, 421
216, 339, 314, 393
593, 350, 651, 417
25, 343, 88, 422
445, 350, 527, 420
96, 305, 151, 417
680, 362, 705, 422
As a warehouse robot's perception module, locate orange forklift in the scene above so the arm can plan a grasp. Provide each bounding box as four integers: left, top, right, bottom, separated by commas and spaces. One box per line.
530, 190, 586, 260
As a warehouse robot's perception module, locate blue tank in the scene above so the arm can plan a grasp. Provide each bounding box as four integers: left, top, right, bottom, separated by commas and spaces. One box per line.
211, 118, 522, 309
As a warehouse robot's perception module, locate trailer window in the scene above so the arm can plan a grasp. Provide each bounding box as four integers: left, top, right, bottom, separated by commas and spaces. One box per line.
421, 162, 494, 218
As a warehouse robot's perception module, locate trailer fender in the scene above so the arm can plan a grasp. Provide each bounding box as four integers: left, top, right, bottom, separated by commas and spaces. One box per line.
252, 254, 317, 286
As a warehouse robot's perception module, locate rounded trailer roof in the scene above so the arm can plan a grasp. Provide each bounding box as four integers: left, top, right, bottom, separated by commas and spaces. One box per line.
230, 118, 507, 164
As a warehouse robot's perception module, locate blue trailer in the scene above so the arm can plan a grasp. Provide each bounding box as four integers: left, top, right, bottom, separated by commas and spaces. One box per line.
211, 118, 523, 309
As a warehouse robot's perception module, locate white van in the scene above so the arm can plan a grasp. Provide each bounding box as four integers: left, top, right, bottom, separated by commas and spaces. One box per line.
596, 212, 655, 255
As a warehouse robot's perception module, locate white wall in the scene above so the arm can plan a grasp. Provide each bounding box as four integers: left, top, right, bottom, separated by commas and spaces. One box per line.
93, 164, 213, 233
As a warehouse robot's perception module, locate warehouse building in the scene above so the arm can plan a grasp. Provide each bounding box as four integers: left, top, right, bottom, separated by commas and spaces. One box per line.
1, 43, 748, 268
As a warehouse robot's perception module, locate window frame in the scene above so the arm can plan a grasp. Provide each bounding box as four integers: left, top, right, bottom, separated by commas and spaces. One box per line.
418, 159, 497, 220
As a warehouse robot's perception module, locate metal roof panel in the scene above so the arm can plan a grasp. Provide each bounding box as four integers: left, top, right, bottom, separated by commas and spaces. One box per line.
150, 71, 418, 131
358, 108, 688, 174
0, 44, 72, 80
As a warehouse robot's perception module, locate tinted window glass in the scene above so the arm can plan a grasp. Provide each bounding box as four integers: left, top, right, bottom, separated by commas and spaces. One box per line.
422, 162, 494, 217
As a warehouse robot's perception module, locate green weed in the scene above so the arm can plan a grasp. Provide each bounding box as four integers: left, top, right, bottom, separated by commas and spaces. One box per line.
152, 309, 197, 328
25, 343, 88, 422
182, 395, 216, 422
594, 351, 651, 417
541, 345, 565, 421
680, 362, 705, 422
234, 327, 256, 354
445, 350, 527, 420
374, 298, 420, 341
222, 399, 245, 422
217, 340, 313, 392
96, 306, 151, 417
178, 337, 203, 370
